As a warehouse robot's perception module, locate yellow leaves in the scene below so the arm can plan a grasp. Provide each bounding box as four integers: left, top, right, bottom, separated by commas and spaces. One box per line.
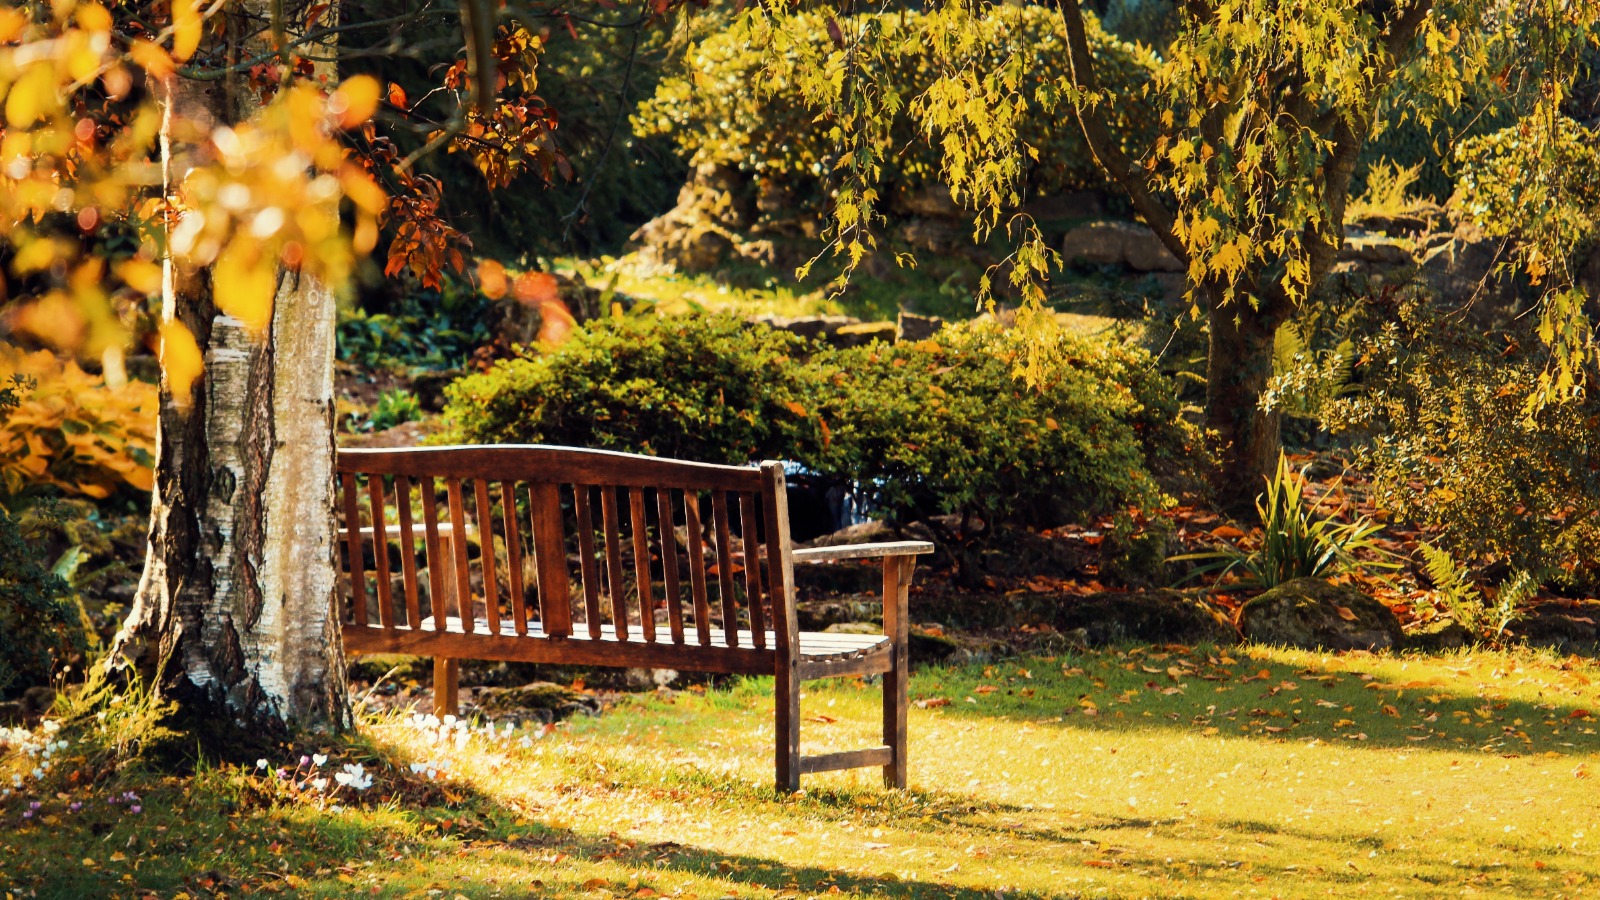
172, 0, 202, 62
0, 7, 29, 43
212, 242, 277, 333
159, 320, 204, 411
331, 75, 381, 130
117, 259, 163, 295
128, 39, 173, 79
7, 63, 60, 127
75, 4, 113, 34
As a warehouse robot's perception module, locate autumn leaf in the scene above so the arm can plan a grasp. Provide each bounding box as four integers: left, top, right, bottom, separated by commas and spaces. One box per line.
1335, 605, 1358, 622
172, 0, 202, 62
212, 243, 276, 333
332, 75, 382, 130
387, 81, 409, 108
513, 271, 559, 304
159, 321, 204, 411
784, 401, 808, 417
477, 259, 509, 299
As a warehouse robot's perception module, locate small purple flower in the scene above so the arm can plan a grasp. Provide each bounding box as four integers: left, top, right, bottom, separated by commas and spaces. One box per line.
276, 768, 289, 780
129, 805, 141, 814
68, 801, 81, 812
21, 810, 32, 819
28, 801, 41, 810
299, 755, 311, 767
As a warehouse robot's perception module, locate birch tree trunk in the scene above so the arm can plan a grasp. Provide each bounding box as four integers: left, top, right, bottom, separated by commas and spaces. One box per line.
110, 13, 350, 746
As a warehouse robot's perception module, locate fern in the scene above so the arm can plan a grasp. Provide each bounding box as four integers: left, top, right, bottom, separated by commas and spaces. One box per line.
1421, 542, 1531, 642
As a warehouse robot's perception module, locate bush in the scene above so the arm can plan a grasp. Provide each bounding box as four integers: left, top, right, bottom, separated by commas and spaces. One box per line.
0, 377, 81, 700
1322, 293, 1600, 587
0, 348, 156, 506
441, 312, 1194, 541
634, 6, 1159, 219
440, 313, 823, 465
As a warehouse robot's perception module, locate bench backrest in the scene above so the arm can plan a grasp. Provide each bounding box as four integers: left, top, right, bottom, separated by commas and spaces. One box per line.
335, 445, 796, 654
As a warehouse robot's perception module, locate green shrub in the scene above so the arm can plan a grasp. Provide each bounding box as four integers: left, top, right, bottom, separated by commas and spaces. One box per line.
1323, 293, 1600, 587
441, 313, 1194, 541
0, 377, 81, 700
440, 313, 823, 465
339, 275, 493, 372
635, 6, 1159, 219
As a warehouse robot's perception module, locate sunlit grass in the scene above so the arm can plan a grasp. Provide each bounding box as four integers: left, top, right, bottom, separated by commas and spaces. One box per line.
3, 646, 1598, 898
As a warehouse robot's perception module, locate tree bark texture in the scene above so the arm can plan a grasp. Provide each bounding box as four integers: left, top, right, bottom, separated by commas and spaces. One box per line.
1204, 283, 1291, 513
110, 20, 349, 743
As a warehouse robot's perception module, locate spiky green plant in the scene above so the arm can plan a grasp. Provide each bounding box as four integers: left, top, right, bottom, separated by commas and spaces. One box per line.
1174, 454, 1396, 589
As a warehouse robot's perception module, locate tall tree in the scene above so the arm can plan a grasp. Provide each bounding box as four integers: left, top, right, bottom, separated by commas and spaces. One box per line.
0, 0, 579, 745
740, 0, 1599, 509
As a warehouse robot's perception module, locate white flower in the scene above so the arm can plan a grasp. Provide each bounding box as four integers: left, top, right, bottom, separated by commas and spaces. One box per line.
256, 758, 269, 770
334, 763, 372, 791
441, 714, 457, 727
10, 774, 20, 787
312, 753, 328, 767
311, 777, 329, 791
31, 767, 43, 780
409, 762, 426, 774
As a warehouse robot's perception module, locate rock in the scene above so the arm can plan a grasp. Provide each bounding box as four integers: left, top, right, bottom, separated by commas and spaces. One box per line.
0, 701, 24, 726
751, 314, 860, 342
1510, 600, 1600, 652
474, 681, 600, 723
678, 225, 735, 271
1061, 220, 1184, 273
831, 322, 897, 347
410, 369, 461, 413
893, 184, 963, 218
1022, 189, 1109, 221
897, 312, 945, 342
21, 686, 54, 717
898, 218, 969, 253
1038, 589, 1238, 646
1403, 620, 1475, 652
1239, 578, 1403, 651
1419, 233, 1513, 307
797, 597, 880, 630
1339, 229, 1413, 266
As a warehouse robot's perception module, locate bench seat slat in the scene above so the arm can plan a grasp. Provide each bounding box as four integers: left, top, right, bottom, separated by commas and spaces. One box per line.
348, 619, 889, 661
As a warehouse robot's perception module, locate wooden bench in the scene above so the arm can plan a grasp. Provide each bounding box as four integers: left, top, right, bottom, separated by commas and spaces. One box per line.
335, 445, 931, 791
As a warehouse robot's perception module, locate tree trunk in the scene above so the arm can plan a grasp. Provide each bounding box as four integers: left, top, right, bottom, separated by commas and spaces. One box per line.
110, 29, 349, 750
1204, 283, 1290, 514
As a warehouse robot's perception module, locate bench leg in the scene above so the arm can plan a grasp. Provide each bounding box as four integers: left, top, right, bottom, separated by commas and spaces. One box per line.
882, 556, 911, 789
434, 657, 460, 719
775, 651, 801, 794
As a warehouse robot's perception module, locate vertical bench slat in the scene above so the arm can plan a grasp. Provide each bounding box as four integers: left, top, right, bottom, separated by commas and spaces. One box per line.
531, 482, 572, 637
394, 475, 422, 629
600, 486, 628, 636
657, 488, 685, 645
711, 491, 739, 646
738, 492, 767, 648
574, 485, 603, 638
366, 475, 395, 630
630, 488, 655, 643
684, 491, 712, 648
759, 463, 801, 792
446, 478, 472, 631
474, 479, 502, 637
420, 477, 445, 631
501, 482, 528, 636
341, 474, 368, 626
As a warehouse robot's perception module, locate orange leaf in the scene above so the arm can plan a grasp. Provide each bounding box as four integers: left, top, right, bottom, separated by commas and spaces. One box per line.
1334, 605, 1357, 622
332, 75, 381, 129
784, 401, 808, 417
387, 82, 408, 108
159, 321, 204, 411
513, 271, 559, 305
1210, 525, 1246, 540
477, 259, 508, 299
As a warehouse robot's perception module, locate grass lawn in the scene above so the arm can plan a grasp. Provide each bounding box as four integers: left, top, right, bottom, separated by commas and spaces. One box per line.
3, 645, 1598, 899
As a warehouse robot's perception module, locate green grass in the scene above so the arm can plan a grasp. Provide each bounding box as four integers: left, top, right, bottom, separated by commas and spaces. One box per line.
4, 645, 1599, 898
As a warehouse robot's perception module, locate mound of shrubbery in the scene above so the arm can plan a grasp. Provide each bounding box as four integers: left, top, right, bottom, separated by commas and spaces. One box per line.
440, 313, 1194, 535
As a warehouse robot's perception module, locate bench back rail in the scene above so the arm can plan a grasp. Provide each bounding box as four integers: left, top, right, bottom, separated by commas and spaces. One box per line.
335, 446, 793, 664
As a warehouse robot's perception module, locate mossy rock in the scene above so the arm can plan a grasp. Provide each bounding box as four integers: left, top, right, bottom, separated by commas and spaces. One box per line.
1045, 589, 1238, 646
1403, 620, 1474, 652
474, 682, 601, 723
1240, 578, 1402, 651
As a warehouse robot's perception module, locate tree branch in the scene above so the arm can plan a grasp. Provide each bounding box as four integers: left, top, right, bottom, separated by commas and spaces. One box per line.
1057, 0, 1188, 264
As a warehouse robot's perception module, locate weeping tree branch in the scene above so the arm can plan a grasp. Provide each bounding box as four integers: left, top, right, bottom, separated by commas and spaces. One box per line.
1056, 0, 1189, 266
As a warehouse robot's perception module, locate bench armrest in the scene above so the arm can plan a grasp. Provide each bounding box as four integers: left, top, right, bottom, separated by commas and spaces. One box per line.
790, 541, 933, 564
